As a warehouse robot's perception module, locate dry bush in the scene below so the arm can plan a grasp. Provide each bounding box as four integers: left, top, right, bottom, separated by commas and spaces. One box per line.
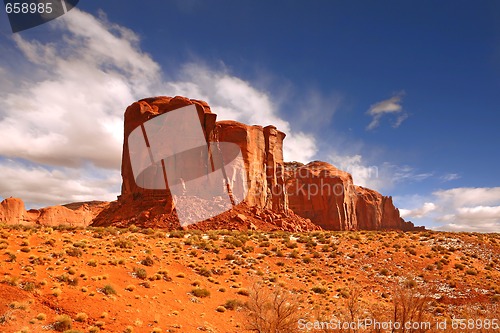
391, 280, 432, 333
245, 283, 304, 333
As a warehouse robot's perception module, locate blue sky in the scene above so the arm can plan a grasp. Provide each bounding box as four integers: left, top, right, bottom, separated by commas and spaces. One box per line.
0, 1, 499, 232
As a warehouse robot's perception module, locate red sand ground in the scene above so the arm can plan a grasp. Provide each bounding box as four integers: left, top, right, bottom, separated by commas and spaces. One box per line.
0, 226, 498, 333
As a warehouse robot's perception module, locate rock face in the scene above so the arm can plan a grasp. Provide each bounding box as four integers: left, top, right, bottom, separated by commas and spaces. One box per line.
0, 96, 420, 231
285, 162, 418, 231
91, 96, 314, 232
0, 198, 108, 227
120, 96, 288, 215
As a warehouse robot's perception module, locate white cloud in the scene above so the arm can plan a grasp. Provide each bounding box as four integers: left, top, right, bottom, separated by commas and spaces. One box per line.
441, 173, 461, 182
0, 10, 161, 170
399, 202, 436, 219
0, 9, 318, 208
166, 63, 317, 162
366, 92, 408, 130
328, 153, 380, 188
0, 160, 119, 208
434, 187, 500, 208
327, 152, 435, 192
398, 187, 500, 232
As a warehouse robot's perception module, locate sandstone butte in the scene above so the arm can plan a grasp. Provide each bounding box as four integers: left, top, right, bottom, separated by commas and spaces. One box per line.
0, 96, 422, 232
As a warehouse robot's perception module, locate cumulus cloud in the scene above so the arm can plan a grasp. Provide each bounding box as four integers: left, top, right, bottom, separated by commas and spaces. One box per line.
0, 160, 120, 208
366, 92, 408, 130
0, 9, 317, 208
398, 187, 500, 232
0, 10, 160, 170
399, 202, 436, 219
328, 153, 380, 188
166, 63, 317, 162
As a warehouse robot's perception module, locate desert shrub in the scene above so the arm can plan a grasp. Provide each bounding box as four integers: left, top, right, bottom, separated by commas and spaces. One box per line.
311, 286, 327, 294
36, 313, 47, 321
133, 267, 147, 279
53, 314, 72, 332
21, 281, 36, 292
223, 299, 244, 310
66, 248, 82, 257
75, 312, 88, 322
191, 288, 210, 298
392, 282, 431, 332
141, 256, 154, 266
87, 259, 97, 267
6, 252, 17, 262
216, 306, 226, 312
102, 284, 117, 295
237, 288, 250, 296
197, 266, 212, 277
114, 239, 133, 249
245, 283, 302, 333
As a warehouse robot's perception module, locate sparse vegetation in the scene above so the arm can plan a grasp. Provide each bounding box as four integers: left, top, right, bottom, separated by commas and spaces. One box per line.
191, 287, 211, 298
53, 314, 72, 332
0, 226, 496, 332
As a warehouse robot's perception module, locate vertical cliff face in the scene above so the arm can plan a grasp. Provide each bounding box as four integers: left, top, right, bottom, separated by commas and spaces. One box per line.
120, 96, 215, 204
214, 121, 288, 213
286, 161, 357, 230
285, 162, 418, 231
120, 96, 289, 216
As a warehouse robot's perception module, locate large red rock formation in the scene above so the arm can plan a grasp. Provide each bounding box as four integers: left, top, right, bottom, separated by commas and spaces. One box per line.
91, 96, 315, 232
285, 161, 419, 231
0, 96, 420, 231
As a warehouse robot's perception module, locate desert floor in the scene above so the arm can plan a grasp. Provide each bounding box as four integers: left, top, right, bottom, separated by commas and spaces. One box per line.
0, 225, 498, 333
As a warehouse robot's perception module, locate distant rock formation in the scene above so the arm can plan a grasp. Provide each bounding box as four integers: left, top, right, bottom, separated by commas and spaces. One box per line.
0, 96, 422, 231
285, 161, 419, 231
0, 197, 108, 227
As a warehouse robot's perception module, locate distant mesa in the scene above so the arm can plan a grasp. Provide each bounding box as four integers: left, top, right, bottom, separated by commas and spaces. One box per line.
0, 96, 423, 232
